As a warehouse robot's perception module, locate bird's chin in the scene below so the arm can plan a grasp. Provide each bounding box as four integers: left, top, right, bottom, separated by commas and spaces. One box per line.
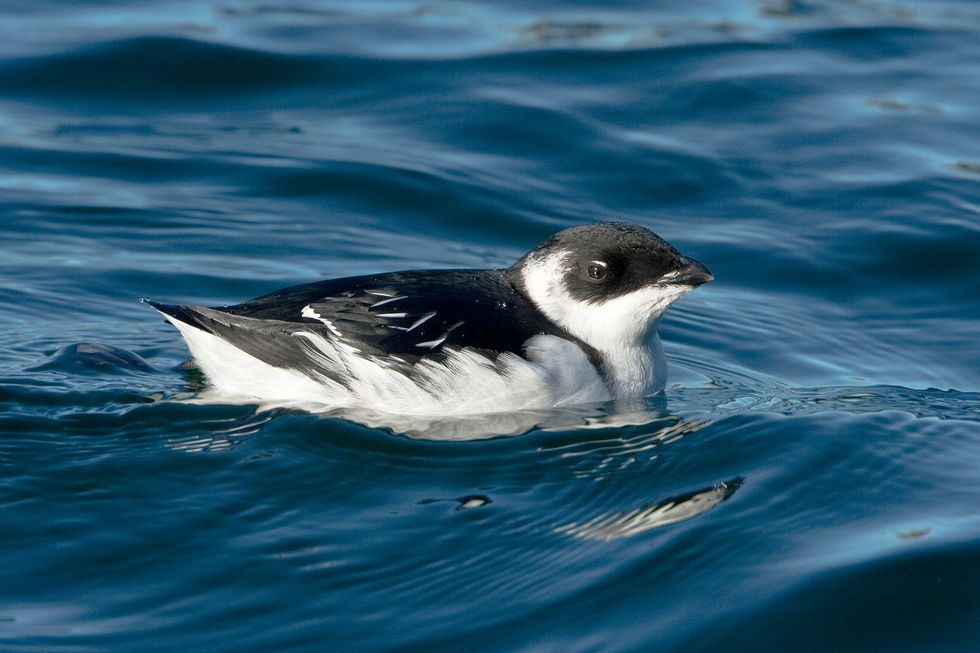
627, 284, 697, 330
650, 281, 698, 306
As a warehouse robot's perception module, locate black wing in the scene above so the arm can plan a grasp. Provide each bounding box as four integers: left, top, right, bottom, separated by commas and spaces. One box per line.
151, 270, 574, 383
222, 269, 562, 357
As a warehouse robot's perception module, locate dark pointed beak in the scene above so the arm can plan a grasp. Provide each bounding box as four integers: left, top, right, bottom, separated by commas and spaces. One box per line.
672, 256, 713, 286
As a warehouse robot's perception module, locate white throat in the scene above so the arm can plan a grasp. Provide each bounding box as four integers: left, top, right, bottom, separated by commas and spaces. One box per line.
519, 251, 693, 397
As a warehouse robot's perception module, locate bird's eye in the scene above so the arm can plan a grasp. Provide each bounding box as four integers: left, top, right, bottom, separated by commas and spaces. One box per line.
587, 261, 608, 281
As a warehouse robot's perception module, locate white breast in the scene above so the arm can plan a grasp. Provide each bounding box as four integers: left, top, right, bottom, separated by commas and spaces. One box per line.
519, 251, 684, 397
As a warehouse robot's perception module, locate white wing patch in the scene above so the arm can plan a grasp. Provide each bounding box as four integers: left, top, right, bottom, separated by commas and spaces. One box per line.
415, 320, 464, 349
301, 305, 342, 337
370, 295, 406, 307
390, 311, 436, 332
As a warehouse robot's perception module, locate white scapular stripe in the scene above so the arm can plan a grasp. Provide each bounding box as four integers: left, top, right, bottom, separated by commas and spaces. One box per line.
301, 305, 341, 337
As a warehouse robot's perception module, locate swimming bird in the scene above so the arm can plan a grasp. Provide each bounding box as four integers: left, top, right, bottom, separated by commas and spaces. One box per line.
147, 222, 711, 416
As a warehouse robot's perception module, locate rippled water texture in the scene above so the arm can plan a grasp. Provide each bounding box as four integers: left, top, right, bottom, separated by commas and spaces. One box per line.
2, 1, 979, 651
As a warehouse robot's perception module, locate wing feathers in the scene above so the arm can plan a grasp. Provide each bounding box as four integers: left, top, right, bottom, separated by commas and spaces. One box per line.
151, 269, 595, 379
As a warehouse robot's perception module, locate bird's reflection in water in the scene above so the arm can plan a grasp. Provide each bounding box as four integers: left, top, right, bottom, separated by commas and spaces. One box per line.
555, 478, 742, 541
533, 404, 743, 540
320, 395, 672, 441
179, 388, 674, 441
177, 388, 744, 537
336, 395, 742, 539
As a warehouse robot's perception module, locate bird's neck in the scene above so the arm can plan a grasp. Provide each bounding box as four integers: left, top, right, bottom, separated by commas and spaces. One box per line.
597, 329, 666, 398
507, 260, 669, 398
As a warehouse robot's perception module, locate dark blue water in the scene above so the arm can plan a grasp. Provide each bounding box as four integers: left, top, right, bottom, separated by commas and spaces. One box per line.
2, 1, 980, 650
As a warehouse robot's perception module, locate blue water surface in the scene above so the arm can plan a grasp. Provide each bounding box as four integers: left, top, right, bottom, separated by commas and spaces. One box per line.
1, 1, 979, 651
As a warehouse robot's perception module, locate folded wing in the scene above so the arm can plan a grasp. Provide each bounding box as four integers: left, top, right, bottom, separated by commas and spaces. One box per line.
150, 269, 571, 386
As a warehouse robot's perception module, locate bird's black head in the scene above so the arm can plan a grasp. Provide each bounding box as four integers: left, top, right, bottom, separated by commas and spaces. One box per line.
509, 222, 712, 351
513, 222, 712, 304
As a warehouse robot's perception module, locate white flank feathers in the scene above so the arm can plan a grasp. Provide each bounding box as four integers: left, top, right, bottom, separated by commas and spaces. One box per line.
288, 329, 609, 414
162, 313, 346, 403
160, 311, 610, 417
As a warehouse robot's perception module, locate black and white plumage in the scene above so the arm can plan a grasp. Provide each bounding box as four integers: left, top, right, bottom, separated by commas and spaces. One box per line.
147, 222, 711, 416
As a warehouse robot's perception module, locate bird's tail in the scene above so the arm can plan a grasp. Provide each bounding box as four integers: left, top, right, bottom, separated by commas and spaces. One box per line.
140, 298, 214, 333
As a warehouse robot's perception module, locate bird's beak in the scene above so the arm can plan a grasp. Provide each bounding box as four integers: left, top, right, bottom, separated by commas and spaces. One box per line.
671, 256, 713, 286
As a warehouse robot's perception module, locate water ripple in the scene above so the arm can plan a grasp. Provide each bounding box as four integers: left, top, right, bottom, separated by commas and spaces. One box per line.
2, 1, 980, 651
